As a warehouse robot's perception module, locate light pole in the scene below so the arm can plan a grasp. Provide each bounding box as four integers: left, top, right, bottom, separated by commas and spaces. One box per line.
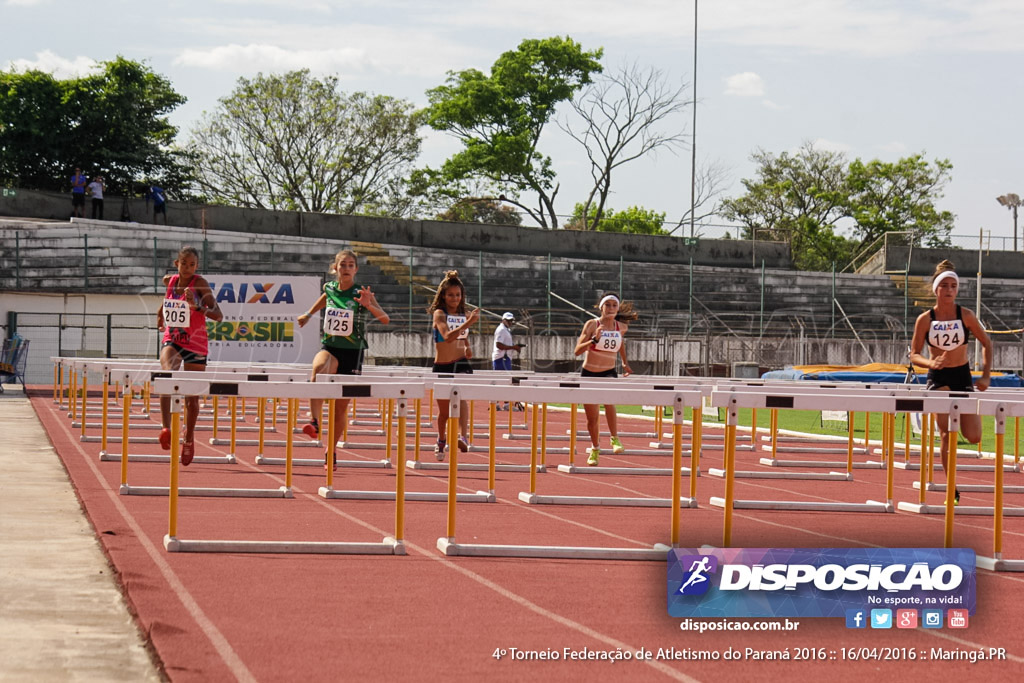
996, 193, 1020, 251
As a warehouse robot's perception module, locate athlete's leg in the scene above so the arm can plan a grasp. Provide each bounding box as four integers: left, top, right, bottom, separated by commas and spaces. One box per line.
583, 403, 600, 447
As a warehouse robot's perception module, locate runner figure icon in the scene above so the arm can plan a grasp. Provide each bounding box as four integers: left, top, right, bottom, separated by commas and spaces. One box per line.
679, 556, 713, 593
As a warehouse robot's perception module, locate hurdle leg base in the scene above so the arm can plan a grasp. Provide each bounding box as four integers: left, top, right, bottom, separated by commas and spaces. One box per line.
383, 537, 406, 555
164, 534, 180, 551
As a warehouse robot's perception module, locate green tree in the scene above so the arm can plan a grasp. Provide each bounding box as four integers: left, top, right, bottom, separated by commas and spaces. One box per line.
436, 197, 522, 225
567, 203, 667, 235
423, 36, 603, 228
721, 143, 954, 270
846, 155, 953, 247
189, 70, 422, 215
0, 57, 190, 195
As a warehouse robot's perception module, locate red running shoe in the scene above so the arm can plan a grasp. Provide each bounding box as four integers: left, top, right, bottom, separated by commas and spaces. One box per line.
181, 441, 195, 466
159, 427, 171, 451
302, 419, 320, 440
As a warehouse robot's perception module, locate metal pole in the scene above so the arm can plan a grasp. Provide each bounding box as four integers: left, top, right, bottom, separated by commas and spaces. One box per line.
975, 229, 982, 370
106, 314, 112, 358
153, 237, 158, 291
83, 234, 89, 289
408, 250, 413, 334
477, 250, 483, 336
546, 253, 551, 332
687, 257, 693, 335
759, 260, 765, 338
688, 0, 698, 239
903, 270, 908, 339
15, 231, 20, 289
831, 261, 836, 338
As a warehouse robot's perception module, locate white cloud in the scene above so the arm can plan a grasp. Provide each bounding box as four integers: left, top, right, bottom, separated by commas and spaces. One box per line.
174, 44, 369, 74
724, 72, 764, 97
5, 50, 97, 77
5, 0, 48, 6
761, 99, 785, 111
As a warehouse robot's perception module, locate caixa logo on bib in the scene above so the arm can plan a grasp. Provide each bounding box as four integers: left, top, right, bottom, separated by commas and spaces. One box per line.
667, 548, 975, 619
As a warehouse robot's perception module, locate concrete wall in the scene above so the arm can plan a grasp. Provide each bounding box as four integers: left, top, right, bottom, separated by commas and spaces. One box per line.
0, 188, 791, 269
872, 245, 1024, 279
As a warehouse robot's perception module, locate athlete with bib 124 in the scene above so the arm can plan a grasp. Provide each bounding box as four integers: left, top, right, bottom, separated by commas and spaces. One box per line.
909, 259, 992, 505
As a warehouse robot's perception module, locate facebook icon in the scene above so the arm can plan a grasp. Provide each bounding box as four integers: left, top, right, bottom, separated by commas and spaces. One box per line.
845, 609, 867, 629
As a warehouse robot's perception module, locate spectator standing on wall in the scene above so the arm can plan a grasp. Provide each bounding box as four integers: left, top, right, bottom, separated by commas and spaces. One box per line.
87, 176, 105, 220
70, 167, 87, 218
149, 184, 167, 224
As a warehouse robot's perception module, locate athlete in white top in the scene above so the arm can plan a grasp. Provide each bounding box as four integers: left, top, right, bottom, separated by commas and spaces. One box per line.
572, 293, 637, 465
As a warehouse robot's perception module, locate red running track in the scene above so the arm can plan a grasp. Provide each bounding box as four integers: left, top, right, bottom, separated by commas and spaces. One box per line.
30, 393, 1024, 682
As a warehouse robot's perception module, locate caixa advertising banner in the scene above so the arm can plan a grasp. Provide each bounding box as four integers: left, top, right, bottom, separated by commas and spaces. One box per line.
668, 548, 975, 619
204, 275, 321, 364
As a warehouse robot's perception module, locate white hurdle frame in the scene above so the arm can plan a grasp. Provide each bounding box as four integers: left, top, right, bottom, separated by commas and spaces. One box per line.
436, 383, 699, 559
154, 377, 423, 555
707, 389, 986, 542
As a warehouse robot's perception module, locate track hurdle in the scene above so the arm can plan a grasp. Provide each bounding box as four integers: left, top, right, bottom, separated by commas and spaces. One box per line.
975, 399, 1024, 571
122, 376, 293, 498
496, 384, 702, 507
159, 383, 413, 555
405, 374, 564, 474
438, 384, 698, 560
898, 395, 1024, 519
316, 378, 492, 503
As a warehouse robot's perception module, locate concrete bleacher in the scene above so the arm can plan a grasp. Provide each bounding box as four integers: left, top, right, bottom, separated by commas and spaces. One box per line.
2, 218, 1021, 338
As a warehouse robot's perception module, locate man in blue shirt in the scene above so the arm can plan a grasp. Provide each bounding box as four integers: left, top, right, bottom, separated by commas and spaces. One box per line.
149, 184, 166, 224
70, 168, 87, 218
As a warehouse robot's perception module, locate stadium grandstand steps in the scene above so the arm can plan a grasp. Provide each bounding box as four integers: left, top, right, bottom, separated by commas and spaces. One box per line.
2, 220, 1021, 335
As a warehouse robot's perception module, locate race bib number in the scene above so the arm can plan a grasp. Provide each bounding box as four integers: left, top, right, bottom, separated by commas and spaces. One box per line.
595, 330, 622, 353
324, 307, 354, 337
929, 319, 965, 351
163, 299, 189, 329
447, 315, 468, 340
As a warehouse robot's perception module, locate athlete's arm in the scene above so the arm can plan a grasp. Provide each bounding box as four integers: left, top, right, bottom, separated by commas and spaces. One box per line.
574, 320, 598, 356
192, 277, 223, 322
909, 313, 941, 369
297, 294, 328, 328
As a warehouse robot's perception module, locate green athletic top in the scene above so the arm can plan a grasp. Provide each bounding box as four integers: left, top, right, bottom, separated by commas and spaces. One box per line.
320, 281, 368, 350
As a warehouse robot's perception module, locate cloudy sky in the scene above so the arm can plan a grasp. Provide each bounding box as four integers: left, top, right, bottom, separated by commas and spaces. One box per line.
3, 0, 1022, 247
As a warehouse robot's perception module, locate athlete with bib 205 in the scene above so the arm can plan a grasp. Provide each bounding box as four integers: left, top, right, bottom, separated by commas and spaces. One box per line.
297, 249, 390, 470
909, 259, 992, 505
573, 293, 638, 466
156, 246, 223, 465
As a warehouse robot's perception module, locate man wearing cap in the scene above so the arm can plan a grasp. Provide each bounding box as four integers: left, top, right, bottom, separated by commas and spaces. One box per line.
492, 312, 524, 371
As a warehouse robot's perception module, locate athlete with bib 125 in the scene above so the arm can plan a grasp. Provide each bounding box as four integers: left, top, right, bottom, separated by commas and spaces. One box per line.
573, 293, 638, 466
297, 249, 390, 470
909, 259, 992, 505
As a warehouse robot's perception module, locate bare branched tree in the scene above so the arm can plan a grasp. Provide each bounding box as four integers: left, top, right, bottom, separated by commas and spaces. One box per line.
560, 63, 689, 230
668, 158, 731, 235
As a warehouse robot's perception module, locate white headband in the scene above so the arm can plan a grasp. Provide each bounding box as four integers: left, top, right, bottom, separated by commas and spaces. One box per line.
598, 294, 620, 308
932, 271, 959, 294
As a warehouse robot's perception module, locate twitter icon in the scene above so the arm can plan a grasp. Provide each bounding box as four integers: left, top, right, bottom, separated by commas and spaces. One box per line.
870, 609, 892, 629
